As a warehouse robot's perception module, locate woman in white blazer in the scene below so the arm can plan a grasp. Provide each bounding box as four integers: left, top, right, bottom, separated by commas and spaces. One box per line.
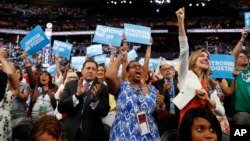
173, 7, 225, 125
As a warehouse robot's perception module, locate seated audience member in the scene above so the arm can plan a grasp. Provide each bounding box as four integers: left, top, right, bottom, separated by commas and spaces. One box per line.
29, 115, 66, 141
178, 108, 222, 141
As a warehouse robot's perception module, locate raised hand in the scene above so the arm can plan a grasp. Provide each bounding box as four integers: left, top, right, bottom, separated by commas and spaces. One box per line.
55, 54, 60, 60
90, 84, 101, 101
76, 77, 88, 96
175, 7, 185, 22
241, 27, 248, 41
119, 44, 127, 56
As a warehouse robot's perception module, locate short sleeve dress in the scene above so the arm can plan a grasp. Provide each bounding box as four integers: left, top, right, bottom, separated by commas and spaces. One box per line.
110, 80, 160, 141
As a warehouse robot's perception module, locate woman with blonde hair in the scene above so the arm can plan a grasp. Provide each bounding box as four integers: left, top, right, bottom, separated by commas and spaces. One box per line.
175, 8, 225, 125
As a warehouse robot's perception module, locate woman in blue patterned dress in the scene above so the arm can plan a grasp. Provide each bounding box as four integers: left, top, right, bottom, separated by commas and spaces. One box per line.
106, 42, 160, 141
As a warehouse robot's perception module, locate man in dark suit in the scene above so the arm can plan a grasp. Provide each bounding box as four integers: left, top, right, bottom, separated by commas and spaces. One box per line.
152, 62, 179, 136
58, 59, 110, 141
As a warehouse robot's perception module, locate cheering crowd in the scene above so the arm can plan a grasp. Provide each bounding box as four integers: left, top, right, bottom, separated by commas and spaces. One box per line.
1, 7, 250, 141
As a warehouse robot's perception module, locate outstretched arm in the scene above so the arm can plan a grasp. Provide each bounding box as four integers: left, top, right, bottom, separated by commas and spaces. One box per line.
55, 54, 63, 79
142, 38, 152, 82
231, 28, 248, 58
0, 48, 19, 92
106, 46, 126, 95
176, 7, 189, 88
120, 39, 128, 81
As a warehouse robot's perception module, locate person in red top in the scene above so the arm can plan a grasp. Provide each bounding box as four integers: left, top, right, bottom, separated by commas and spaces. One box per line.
176, 8, 220, 125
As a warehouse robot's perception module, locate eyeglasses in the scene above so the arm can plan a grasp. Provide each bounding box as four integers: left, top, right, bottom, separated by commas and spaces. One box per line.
161, 67, 172, 71
68, 77, 77, 79
129, 65, 143, 69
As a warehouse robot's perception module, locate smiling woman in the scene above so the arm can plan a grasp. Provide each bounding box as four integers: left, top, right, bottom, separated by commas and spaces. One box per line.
175, 7, 224, 125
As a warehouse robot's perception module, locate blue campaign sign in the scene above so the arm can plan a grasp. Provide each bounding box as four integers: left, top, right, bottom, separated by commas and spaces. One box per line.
149, 58, 158, 70
71, 56, 86, 71
139, 58, 158, 70
128, 49, 138, 61
210, 54, 235, 79
139, 58, 144, 66
93, 25, 123, 47
47, 64, 56, 76
105, 58, 110, 68
86, 44, 103, 57
94, 54, 107, 64
124, 23, 151, 45
52, 40, 73, 59
20, 25, 50, 55
244, 12, 250, 30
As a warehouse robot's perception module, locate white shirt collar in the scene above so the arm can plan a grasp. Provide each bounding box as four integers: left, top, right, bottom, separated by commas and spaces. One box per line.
83, 80, 94, 87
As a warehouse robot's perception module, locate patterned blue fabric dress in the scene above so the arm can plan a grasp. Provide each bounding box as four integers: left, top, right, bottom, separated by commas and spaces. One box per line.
110, 80, 160, 141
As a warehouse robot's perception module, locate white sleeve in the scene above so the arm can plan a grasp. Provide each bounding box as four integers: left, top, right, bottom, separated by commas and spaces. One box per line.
210, 90, 225, 116
72, 94, 80, 107
178, 36, 189, 89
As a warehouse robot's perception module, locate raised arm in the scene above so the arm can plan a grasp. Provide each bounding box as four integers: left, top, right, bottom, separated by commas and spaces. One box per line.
0, 48, 19, 92
106, 47, 125, 95
108, 45, 116, 66
55, 54, 62, 79
142, 38, 152, 82
154, 57, 163, 80
231, 28, 248, 58
23, 52, 37, 89
176, 7, 189, 88
120, 40, 128, 81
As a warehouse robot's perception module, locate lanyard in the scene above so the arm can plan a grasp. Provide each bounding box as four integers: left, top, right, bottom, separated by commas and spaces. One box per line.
38, 86, 47, 103
130, 82, 143, 113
